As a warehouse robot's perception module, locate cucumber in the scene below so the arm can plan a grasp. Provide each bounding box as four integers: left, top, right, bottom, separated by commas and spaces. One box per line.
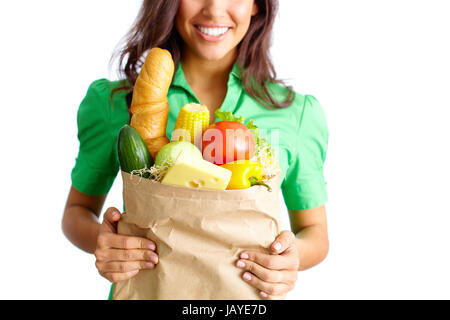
117, 125, 154, 176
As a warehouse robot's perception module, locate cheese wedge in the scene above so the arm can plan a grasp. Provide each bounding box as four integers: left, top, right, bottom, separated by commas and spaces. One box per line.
161, 158, 232, 190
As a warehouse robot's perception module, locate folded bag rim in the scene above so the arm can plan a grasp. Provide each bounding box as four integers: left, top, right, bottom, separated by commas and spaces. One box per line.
121, 170, 282, 199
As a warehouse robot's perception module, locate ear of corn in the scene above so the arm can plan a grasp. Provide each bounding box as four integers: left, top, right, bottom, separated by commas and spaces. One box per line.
173, 103, 210, 146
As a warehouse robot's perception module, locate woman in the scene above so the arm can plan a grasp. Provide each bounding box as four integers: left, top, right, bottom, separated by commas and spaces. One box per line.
62, 0, 329, 300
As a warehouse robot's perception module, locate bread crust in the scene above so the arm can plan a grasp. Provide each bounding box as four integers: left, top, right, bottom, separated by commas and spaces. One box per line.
130, 48, 175, 159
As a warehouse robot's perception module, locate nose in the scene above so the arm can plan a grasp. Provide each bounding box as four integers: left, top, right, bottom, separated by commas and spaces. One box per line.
201, 0, 227, 19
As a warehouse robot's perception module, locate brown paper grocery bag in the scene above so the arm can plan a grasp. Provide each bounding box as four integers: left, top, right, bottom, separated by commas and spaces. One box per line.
113, 170, 282, 300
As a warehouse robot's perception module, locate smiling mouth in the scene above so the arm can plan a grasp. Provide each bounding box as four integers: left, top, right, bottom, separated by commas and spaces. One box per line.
195, 25, 231, 37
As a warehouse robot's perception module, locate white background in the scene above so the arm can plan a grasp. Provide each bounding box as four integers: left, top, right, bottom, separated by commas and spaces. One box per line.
0, 0, 449, 299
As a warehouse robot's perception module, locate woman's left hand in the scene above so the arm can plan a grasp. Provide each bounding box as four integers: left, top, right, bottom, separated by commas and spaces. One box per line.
236, 230, 300, 300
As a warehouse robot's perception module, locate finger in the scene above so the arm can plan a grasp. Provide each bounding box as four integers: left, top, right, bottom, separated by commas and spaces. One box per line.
100, 208, 122, 234
236, 259, 297, 284
103, 270, 140, 283
108, 234, 157, 251
259, 291, 286, 300
106, 248, 159, 264
103, 207, 122, 223
241, 271, 291, 297
98, 260, 155, 273
240, 251, 292, 270
271, 230, 296, 254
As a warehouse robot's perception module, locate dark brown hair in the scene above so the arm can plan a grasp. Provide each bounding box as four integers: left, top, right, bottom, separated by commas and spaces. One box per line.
111, 0, 294, 109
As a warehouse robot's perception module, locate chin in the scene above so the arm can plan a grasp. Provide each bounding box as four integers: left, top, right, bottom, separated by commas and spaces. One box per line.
193, 44, 234, 61
202, 53, 228, 61
201, 50, 233, 62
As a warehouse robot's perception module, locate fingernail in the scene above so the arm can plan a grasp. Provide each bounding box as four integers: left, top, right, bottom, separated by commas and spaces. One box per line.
273, 242, 282, 251
240, 253, 249, 259
243, 273, 252, 281
145, 262, 154, 268
260, 291, 268, 298
148, 243, 156, 250
151, 256, 159, 264
236, 260, 246, 268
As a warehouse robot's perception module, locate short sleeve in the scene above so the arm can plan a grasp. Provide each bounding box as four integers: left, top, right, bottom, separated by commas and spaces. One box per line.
71, 80, 120, 195
281, 95, 329, 210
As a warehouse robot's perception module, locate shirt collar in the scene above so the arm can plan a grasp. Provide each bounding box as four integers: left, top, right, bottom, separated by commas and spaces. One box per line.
170, 60, 188, 89
230, 60, 241, 79
170, 60, 243, 115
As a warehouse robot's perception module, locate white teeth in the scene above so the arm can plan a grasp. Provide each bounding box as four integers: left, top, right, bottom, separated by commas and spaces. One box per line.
197, 26, 229, 37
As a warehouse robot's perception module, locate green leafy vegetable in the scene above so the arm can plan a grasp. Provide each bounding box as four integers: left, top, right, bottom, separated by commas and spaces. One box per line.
215, 109, 258, 139
215, 109, 245, 123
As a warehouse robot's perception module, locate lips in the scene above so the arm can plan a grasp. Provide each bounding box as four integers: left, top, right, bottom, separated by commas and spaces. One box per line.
197, 26, 229, 36
195, 24, 232, 29
194, 25, 232, 41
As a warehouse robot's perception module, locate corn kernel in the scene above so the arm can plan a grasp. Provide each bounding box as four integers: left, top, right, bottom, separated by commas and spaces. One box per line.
173, 103, 210, 146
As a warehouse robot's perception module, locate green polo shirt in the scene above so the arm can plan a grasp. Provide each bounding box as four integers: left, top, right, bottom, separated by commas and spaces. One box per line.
72, 61, 328, 299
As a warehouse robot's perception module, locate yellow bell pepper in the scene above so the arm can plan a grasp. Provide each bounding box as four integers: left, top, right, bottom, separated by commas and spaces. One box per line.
220, 160, 271, 191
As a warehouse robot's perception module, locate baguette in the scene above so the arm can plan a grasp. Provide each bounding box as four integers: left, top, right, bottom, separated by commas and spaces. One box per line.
130, 47, 175, 159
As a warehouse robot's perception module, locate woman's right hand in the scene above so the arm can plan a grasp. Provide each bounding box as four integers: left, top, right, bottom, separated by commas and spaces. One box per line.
94, 207, 158, 283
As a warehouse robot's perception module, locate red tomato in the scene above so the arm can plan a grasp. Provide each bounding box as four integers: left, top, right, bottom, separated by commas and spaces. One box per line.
202, 121, 256, 165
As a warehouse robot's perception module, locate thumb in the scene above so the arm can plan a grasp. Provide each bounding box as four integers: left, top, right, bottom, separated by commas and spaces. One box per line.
103, 207, 122, 225
271, 230, 295, 254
